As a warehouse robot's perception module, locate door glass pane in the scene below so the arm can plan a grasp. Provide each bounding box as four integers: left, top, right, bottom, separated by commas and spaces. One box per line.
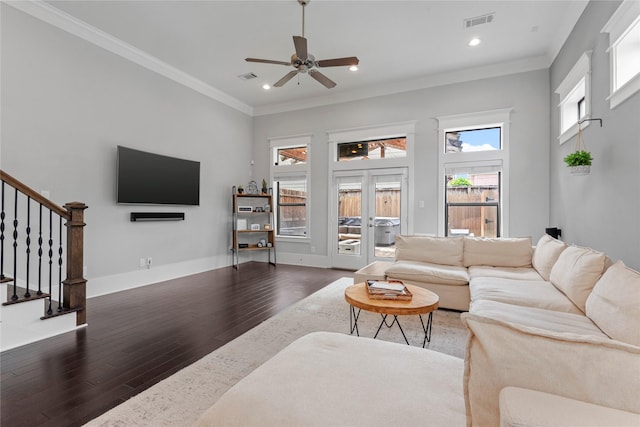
446, 171, 499, 237
337, 182, 361, 256
374, 180, 400, 258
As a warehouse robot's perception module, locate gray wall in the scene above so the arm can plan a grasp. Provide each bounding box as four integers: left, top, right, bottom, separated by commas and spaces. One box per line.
550, 0, 640, 270
253, 69, 551, 262
1, 5, 252, 293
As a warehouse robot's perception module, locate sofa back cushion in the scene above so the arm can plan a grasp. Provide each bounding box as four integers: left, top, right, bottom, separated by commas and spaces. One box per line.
585, 261, 640, 346
549, 246, 605, 313
395, 235, 464, 266
532, 235, 567, 281
463, 237, 533, 268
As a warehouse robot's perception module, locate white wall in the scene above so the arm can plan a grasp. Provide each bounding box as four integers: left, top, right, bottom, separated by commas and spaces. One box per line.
550, 0, 640, 270
1, 5, 253, 296
252, 69, 551, 265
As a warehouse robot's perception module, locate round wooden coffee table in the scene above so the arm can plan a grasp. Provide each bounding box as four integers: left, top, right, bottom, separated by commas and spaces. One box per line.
344, 282, 439, 348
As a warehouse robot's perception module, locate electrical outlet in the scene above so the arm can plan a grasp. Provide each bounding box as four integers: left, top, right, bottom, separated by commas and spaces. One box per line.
147, 257, 152, 269
139, 258, 146, 268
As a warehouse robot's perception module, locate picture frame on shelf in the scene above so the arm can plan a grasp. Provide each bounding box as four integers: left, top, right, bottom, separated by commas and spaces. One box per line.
251, 224, 261, 230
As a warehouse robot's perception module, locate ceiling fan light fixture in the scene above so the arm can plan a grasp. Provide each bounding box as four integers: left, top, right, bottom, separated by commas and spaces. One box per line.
349, 65, 358, 72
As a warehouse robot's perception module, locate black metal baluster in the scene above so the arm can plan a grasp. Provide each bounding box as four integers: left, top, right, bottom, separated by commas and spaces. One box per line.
57, 216, 63, 312
1, 181, 5, 281
47, 209, 53, 315
11, 188, 18, 301
37, 204, 43, 295
24, 197, 31, 298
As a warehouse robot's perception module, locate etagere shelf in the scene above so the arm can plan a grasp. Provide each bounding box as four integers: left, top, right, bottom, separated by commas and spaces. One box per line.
231, 186, 276, 269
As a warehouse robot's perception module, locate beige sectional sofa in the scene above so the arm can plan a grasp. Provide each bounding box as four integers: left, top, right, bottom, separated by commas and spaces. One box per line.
197, 234, 640, 426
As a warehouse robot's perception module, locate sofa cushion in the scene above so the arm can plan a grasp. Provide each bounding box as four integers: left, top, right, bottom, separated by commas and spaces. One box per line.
470, 277, 582, 314
195, 332, 465, 427
468, 266, 544, 281
532, 234, 567, 281
395, 235, 464, 266
470, 299, 606, 337
499, 387, 640, 427
585, 261, 640, 346
385, 260, 469, 286
463, 237, 532, 268
549, 246, 605, 313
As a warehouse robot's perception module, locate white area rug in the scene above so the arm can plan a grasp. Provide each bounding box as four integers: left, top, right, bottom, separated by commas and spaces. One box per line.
85, 277, 468, 427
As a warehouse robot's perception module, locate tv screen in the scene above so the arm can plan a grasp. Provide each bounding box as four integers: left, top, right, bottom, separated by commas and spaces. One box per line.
117, 146, 200, 205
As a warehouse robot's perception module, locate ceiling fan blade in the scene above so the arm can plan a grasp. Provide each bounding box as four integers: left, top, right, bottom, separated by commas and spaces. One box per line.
293, 36, 308, 61
309, 70, 336, 89
274, 70, 298, 87
245, 58, 291, 66
316, 56, 360, 68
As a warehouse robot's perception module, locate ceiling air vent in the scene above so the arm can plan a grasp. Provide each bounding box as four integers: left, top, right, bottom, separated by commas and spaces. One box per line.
464, 12, 495, 29
237, 72, 258, 81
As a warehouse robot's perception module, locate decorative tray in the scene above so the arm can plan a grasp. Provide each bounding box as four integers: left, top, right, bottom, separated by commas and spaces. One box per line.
366, 280, 413, 301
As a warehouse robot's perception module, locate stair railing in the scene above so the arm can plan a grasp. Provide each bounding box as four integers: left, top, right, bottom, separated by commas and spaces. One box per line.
0, 170, 87, 325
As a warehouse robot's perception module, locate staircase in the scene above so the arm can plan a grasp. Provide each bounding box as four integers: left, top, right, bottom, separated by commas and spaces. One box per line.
0, 170, 87, 351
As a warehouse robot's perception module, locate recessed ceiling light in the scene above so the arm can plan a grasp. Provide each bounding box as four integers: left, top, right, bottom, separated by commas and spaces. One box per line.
262, 84, 271, 90
468, 38, 481, 47
349, 65, 358, 72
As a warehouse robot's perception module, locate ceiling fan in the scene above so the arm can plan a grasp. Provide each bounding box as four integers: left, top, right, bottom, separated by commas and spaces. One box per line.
245, 0, 359, 89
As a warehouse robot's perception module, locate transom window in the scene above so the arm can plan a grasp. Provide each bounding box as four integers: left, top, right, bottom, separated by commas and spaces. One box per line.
337, 137, 407, 162
445, 127, 501, 153
275, 146, 307, 165
602, 0, 640, 109
556, 51, 591, 144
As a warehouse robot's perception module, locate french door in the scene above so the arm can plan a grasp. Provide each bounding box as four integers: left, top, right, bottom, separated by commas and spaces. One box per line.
331, 168, 408, 270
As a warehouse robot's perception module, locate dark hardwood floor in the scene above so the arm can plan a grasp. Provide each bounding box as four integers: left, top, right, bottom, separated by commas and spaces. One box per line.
1, 262, 352, 427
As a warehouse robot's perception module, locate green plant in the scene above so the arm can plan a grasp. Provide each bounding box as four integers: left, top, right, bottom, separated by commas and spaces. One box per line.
237, 185, 244, 193
563, 150, 593, 166
448, 177, 472, 187
261, 179, 268, 189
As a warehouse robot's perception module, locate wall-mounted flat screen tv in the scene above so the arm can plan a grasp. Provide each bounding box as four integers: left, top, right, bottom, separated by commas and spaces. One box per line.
117, 146, 200, 205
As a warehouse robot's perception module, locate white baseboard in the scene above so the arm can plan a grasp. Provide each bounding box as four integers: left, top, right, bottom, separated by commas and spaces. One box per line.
87, 254, 233, 298
275, 253, 330, 268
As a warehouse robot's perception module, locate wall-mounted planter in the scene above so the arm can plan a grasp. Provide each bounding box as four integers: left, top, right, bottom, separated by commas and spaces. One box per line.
569, 165, 590, 175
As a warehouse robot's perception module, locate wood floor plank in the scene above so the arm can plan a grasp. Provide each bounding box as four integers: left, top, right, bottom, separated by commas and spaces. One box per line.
1, 262, 352, 427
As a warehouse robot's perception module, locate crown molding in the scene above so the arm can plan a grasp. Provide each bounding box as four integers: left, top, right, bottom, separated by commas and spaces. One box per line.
6, 0, 253, 116
253, 55, 550, 116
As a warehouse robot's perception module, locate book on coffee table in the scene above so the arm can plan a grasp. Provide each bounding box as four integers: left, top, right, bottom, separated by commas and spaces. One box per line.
366, 280, 413, 301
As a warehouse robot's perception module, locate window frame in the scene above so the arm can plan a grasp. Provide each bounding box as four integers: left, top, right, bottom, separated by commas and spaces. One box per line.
555, 51, 592, 145
274, 176, 308, 239
436, 109, 511, 237
601, 0, 640, 109
269, 135, 312, 242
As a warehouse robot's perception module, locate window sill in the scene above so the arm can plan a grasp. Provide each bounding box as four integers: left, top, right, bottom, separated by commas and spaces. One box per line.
276, 236, 311, 244
608, 73, 640, 109
558, 120, 590, 145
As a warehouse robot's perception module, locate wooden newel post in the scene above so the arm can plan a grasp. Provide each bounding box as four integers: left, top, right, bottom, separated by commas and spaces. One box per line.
62, 201, 88, 325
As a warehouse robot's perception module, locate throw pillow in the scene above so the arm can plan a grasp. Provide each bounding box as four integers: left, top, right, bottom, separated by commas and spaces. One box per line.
549, 246, 605, 312
532, 234, 568, 281
586, 261, 640, 346
463, 237, 533, 268
394, 235, 464, 266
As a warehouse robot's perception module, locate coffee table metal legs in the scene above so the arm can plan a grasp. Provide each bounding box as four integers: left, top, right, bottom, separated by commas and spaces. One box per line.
348, 305, 434, 348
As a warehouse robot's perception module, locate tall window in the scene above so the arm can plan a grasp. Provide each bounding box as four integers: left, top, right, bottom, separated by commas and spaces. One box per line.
602, 0, 640, 109
555, 51, 591, 144
437, 109, 511, 237
270, 135, 311, 240
275, 178, 307, 237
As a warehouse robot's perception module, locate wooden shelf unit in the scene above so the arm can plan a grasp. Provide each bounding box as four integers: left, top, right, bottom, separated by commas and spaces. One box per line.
232, 187, 276, 269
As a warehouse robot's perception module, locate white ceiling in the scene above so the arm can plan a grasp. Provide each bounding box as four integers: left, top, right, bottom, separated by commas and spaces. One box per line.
37, 0, 588, 115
